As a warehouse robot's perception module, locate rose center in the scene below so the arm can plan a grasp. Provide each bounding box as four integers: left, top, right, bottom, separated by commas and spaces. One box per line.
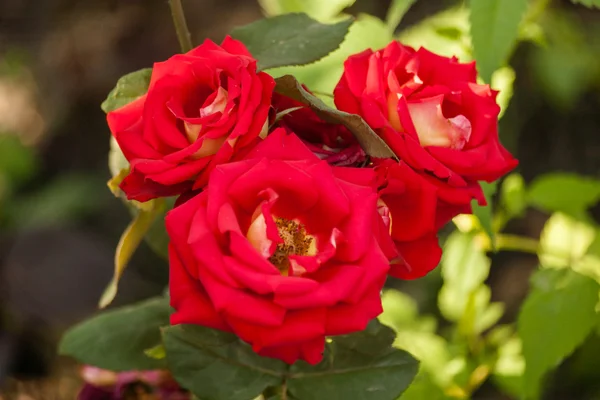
387, 92, 472, 150
268, 217, 315, 274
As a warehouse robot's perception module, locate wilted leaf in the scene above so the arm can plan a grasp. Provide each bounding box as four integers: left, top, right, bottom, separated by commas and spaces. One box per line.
99, 198, 166, 308
59, 297, 170, 371
274, 75, 396, 159
231, 13, 353, 70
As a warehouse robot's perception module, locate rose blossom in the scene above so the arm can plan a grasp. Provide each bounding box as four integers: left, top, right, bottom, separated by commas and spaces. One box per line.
334, 41, 517, 277
107, 37, 275, 202
167, 128, 395, 364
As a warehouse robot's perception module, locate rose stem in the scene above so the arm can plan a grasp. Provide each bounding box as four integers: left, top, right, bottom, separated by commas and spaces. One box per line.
169, 0, 193, 53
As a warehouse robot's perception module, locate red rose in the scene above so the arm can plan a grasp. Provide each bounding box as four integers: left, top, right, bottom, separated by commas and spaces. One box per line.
166, 128, 394, 364
107, 37, 275, 202
334, 41, 517, 221
271, 92, 365, 166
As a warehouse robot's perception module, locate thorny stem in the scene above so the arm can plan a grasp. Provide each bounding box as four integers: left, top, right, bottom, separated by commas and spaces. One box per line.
169, 0, 193, 53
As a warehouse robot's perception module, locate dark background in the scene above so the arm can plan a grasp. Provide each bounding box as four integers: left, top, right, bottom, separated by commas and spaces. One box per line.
0, 0, 599, 398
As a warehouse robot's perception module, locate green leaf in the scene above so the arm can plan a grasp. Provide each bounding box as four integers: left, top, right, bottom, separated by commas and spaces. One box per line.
9, 173, 106, 228
101, 68, 152, 113
491, 66, 516, 119
163, 324, 286, 400
398, 7, 470, 61
471, 181, 498, 248
438, 231, 490, 322
571, 0, 600, 8
287, 321, 419, 400
231, 13, 353, 70
386, 0, 417, 32
0, 134, 37, 188
274, 75, 396, 159
258, 0, 356, 21
59, 297, 170, 371
518, 269, 599, 399
528, 173, 600, 221
399, 373, 450, 400
468, 0, 528, 82
164, 321, 418, 400
266, 13, 392, 99
500, 173, 526, 220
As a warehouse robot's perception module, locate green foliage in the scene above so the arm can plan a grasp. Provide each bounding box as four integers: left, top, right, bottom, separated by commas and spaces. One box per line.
231, 13, 352, 71
386, 0, 417, 32
59, 297, 171, 371
163, 324, 286, 400
258, 0, 355, 21
471, 182, 498, 248
500, 173, 527, 220
274, 75, 396, 159
571, 0, 600, 8
398, 7, 471, 61
438, 231, 490, 322
469, 0, 529, 82
8, 173, 107, 228
529, 10, 600, 109
527, 173, 600, 221
287, 321, 418, 400
101, 68, 152, 113
0, 134, 37, 189
267, 13, 392, 99
518, 269, 600, 399
164, 321, 418, 400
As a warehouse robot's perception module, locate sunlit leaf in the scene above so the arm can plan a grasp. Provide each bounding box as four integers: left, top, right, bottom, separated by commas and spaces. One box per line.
518, 268, 599, 398
528, 173, 600, 221
469, 0, 528, 82
386, 0, 417, 32
398, 7, 471, 61
438, 231, 490, 322
500, 173, 526, 220
231, 13, 353, 70
491, 66, 516, 119
258, 0, 355, 21
59, 297, 170, 371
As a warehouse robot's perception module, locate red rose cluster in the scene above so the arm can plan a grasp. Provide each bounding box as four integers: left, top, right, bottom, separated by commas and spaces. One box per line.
107, 38, 516, 364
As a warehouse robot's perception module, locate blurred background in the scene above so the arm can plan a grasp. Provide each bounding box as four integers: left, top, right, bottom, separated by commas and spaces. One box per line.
0, 0, 599, 399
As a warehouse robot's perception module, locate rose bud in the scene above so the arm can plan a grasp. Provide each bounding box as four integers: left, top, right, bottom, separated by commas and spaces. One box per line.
107, 37, 275, 202
167, 128, 395, 365
334, 41, 518, 277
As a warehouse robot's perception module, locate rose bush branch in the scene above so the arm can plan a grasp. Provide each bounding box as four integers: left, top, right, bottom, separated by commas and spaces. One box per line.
169, 0, 193, 52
